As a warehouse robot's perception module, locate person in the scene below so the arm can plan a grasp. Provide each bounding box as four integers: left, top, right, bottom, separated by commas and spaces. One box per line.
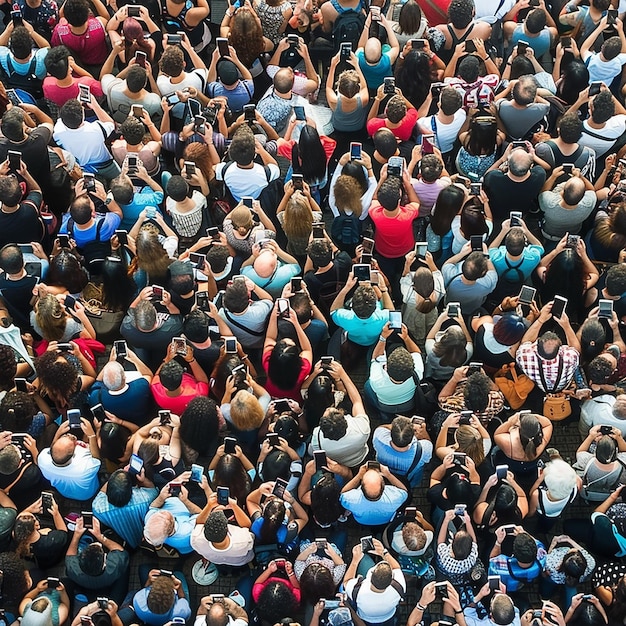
580, 17, 626, 86
129, 568, 192, 625
37, 418, 101, 500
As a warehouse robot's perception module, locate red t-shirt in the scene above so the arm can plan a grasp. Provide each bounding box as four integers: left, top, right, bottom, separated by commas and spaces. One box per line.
262, 350, 311, 401
366, 107, 418, 142
151, 373, 209, 415
369, 201, 420, 258
420, 0, 450, 25
51, 18, 108, 65
43, 76, 104, 107
277, 135, 336, 163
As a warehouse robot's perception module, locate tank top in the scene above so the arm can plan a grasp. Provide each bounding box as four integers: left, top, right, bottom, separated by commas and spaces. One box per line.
332, 94, 367, 132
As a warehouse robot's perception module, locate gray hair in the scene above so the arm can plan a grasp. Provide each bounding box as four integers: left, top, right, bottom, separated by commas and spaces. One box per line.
543, 459, 577, 500
102, 361, 125, 391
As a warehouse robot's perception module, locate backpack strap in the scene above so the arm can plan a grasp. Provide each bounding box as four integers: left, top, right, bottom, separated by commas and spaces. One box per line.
405, 442, 423, 480
350, 576, 365, 604
538, 355, 564, 394
444, 271, 463, 289
67, 217, 74, 239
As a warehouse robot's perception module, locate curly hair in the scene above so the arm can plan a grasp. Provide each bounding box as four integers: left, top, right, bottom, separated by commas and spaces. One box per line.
256, 581, 299, 624
0, 344, 17, 389
35, 294, 67, 342
0, 551, 30, 609
0, 391, 37, 432
182, 141, 214, 182
147, 574, 176, 614
228, 9, 264, 68
13, 514, 35, 558
34, 351, 79, 404
179, 397, 220, 458
463, 372, 492, 413
299, 562, 336, 605
351, 284, 377, 318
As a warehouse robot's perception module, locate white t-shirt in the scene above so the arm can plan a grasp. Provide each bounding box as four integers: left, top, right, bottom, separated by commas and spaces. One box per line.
418, 110, 466, 154
580, 115, 626, 157
157, 69, 209, 95
310, 413, 371, 467
583, 51, 626, 85
214, 161, 280, 203
474, 0, 515, 19
345, 568, 406, 623
190, 524, 255, 566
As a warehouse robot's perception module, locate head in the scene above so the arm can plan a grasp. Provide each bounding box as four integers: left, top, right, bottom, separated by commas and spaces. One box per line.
361, 469, 385, 500
351, 284, 378, 319
420, 154, 444, 183
273, 67, 295, 94
125, 64, 148, 93
386, 347, 414, 383
606, 264, 626, 296
492, 312, 527, 346
9, 26, 34, 60
166, 175, 190, 203
0, 551, 30, 606
179, 396, 220, 457
43, 44, 71, 79
228, 124, 256, 166
448, 0, 474, 29
440, 86, 463, 115
537, 330, 562, 360
256, 581, 298, 625
509, 55, 535, 80
253, 249, 278, 279
512, 75, 538, 106
562, 177, 586, 206
588, 354, 616, 386
134, 299, 158, 333
203, 510, 229, 543
452, 529, 474, 560
432, 325, 468, 368
373, 128, 398, 159
461, 251, 488, 281
390, 415, 415, 448
268, 339, 302, 391
508, 149, 534, 177
78, 542, 106, 576
299, 562, 336, 605
377, 177, 402, 211
160, 45, 185, 77
504, 227, 526, 256
33, 351, 79, 406
460, 199, 488, 237
602, 36, 622, 60
370, 561, 393, 590
363, 38, 382, 64
217, 58, 239, 85
613, 395, 626, 420
543, 459, 577, 499
146, 575, 176, 615
512, 532, 538, 564
336, 69, 361, 98
99, 422, 131, 462
143, 510, 175, 547
283, 193, 313, 240
0, 175, 23, 207
230, 389, 265, 430
457, 54, 481, 83
430, 184, 466, 236
120, 116, 147, 149
385, 95, 407, 124
333, 174, 364, 216
306, 239, 333, 269
557, 112, 583, 144
59, 99, 84, 129
518, 413, 544, 459
401, 522, 427, 551
223, 280, 250, 314
579, 318, 606, 363
490, 595, 516, 626
319, 408, 348, 440
397, 0, 422, 33
455, 424, 485, 465
106, 469, 133, 507
0, 244, 23, 279
0, 391, 36, 430
412, 266, 437, 313
525, 8, 546, 34
1, 108, 25, 142
310, 472, 344, 525
591, 91, 615, 124
463, 372, 493, 414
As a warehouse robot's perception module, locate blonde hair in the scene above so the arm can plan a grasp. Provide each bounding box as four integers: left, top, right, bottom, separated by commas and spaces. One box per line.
230, 205, 254, 232
35, 294, 67, 342
283, 194, 313, 240
230, 390, 265, 430
455, 424, 485, 465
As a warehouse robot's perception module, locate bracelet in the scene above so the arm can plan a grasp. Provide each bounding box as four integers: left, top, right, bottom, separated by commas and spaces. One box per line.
416, 604, 427, 612
379, 335, 387, 342
483, 56, 489, 61
382, 549, 389, 555
455, 610, 463, 614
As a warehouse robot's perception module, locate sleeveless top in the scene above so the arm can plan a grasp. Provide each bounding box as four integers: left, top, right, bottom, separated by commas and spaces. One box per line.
256, 0, 292, 44
332, 94, 367, 132
456, 146, 497, 182
537, 484, 577, 518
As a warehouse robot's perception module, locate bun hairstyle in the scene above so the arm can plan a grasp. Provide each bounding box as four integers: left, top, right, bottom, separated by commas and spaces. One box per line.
412, 267, 436, 313
519, 413, 543, 460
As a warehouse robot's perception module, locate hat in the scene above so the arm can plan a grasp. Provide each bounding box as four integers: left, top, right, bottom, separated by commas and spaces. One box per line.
328, 608, 353, 626
217, 59, 239, 86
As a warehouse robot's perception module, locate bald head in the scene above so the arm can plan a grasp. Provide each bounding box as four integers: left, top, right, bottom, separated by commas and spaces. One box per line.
274, 67, 294, 94
253, 249, 278, 278
51, 435, 76, 465
508, 149, 533, 177
362, 469, 385, 500
364, 38, 382, 63
562, 176, 586, 206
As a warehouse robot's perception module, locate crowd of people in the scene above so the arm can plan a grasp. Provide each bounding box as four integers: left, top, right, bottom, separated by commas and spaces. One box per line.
4, 0, 626, 626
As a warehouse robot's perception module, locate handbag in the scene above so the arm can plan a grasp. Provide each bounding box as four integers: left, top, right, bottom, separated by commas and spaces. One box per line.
539, 358, 571, 421
82, 287, 124, 343
494, 363, 534, 410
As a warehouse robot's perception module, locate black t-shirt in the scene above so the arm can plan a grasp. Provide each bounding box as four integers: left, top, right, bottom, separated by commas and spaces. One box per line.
0, 128, 51, 190
0, 273, 38, 333
304, 252, 352, 304
484, 167, 546, 221
0, 191, 45, 248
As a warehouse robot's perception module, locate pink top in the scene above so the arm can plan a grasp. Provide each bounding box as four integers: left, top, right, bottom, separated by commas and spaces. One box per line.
262, 350, 311, 401
51, 18, 108, 65
252, 576, 301, 603
150, 373, 210, 415
43, 76, 103, 107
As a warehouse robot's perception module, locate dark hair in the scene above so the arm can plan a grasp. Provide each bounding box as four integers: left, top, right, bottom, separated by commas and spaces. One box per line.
166, 175, 189, 203
256, 581, 299, 625
293, 125, 327, 184
513, 532, 538, 563
229, 124, 256, 166
457, 54, 481, 83
47, 249, 88, 293
467, 115, 498, 156
0, 346, 18, 391
0, 390, 36, 428
310, 472, 344, 525
79, 542, 106, 576
526, 8, 546, 33
213, 454, 251, 507
394, 50, 431, 110
319, 408, 348, 440
261, 448, 292, 483
373, 128, 399, 159
59, 98, 84, 129
397, 0, 422, 34
448, 0, 473, 29
341, 160, 368, 193
460, 199, 488, 238
44, 44, 70, 79
541, 248, 586, 322
519, 413, 543, 460
179, 397, 220, 458
299, 562, 336, 605
558, 60, 590, 105
0, 551, 29, 610
463, 372, 492, 413
260, 498, 287, 544
33, 351, 79, 406
223, 281, 249, 313
579, 319, 606, 364
101, 256, 135, 312
430, 184, 465, 236
267, 340, 302, 392
0, 175, 22, 207
106, 469, 133, 507
10, 27, 33, 59
377, 178, 402, 211
492, 313, 527, 346
592, 91, 615, 124
99, 422, 131, 463
558, 112, 583, 144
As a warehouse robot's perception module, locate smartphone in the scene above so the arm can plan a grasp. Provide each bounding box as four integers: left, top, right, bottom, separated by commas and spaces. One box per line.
512, 141, 528, 151
42, 491, 54, 513
277, 298, 290, 319
194, 115, 206, 135
7, 150, 20, 171
273, 477, 289, 499
47, 577, 60, 588
370, 5, 381, 21
447, 302, 460, 318
582, 595, 594, 602
146, 206, 157, 219
81, 511, 93, 528
551, 295, 567, 319
503, 524, 516, 535
244, 104, 256, 122
519, 285, 536, 305
454, 503, 467, 516
196, 291, 209, 311
470, 234, 483, 251
414, 241, 427, 258
293, 105, 306, 121
383, 77, 395, 95
561, 36, 572, 49
421, 134, 435, 155
488, 575, 501, 591
412, 416, 425, 425
387, 155, 403, 177
562, 163, 575, 178
290, 277, 303, 293
405, 507, 417, 519
431, 82, 445, 99
459, 410, 473, 425
453, 452, 466, 465
292, 173, 304, 191
207, 226, 220, 241
589, 82, 602, 96
80, 618, 92, 626
14, 377, 28, 392
360, 237, 375, 256
224, 436, 237, 454
496, 464, 508, 480
435, 582, 449, 599
97, 598, 109, 611
114, 339, 127, 358
510, 211, 522, 226
217, 485, 230, 505
188, 98, 201, 119
83, 173, 96, 193
78, 83, 91, 104
313, 223, 325, 239
112, 230, 129, 248
320, 356, 334, 370
464, 39, 476, 54
172, 336, 187, 355
324, 599, 341, 609
152, 285, 164, 300
6, 89, 22, 106
159, 410, 171, 426
189, 252, 206, 271
314, 449, 327, 472
11, 10, 22, 26
599, 299, 614, 319
287, 33, 299, 47
128, 4, 141, 16
217, 37, 230, 57
353, 263, 371, 282
389, 310, 402, 330
67, 409, 81, 430
470, 182, 482, 196
129, 453, 144, 475
608, 8, 618, 25
350, 141, 362, 161
224, 336, 237, 354
601, 425, 613, 435
167, 33, 182, 45
232, 364, 247, 385
516, 40, 529, 55
411, 38, 426, 50
165, 93, 180, 106
360, 536, 374, 552
367, 460, 381, 470
169, 482, 182, 497
159, 569, 173, 577
340, 42, 352, 60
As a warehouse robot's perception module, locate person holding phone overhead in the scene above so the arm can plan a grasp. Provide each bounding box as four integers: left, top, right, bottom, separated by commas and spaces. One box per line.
366, 87, 418, 142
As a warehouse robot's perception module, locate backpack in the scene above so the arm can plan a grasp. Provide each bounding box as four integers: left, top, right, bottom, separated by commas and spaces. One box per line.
330, 212, 361, 248
218, 160, 273, 209
330, 0, 366, 52
66, 217, 111, 272
0, 56, 43, 101
581, 457, 626, 502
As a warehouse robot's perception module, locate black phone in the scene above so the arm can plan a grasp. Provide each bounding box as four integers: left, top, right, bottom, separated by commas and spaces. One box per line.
608, 8, 618, 25
8, 150, 21, 171
47, 577, 60, 588
589, 82, 602, 96
516, 40, 529, 55
465, 39, 476, 54
435, 582, 449, 599
196, 291, 209, 311
273, 477, 289, 498
314, 449, 327, 472
287, 33, 299, 47
412, 38, 426, 50
217, 486, 230, 505
224, 337, 237, 353
159, 410, 171, 426
340, 42, 352, 60
360, 536, 374, 552
350, 142, 362, 161
459, 410, 473, 425
244, 104, 256, 122
189, 252, 206, 271
367, 460, 380, 470
599, 299, 614, 319
6, 89, 21, 106
97, 598, 109, 611
291, 277, 302, 292
11, 10, 23, 26
294, 105, 306, 121
601, 425, 613, 435
167, 33, 182, 45
292, 173, 304, 191
519, 285, 536, 305
115, 230, 129, 246
217, 37, 230, 57
129, 453, 144, 475
353, 263, 371, 282
128, 4, 141, 16
169, 482, 182, 497
83, 173, 96, 191
561, 36, 572, 49
383, 77, 395, 95
471, 234, 483, 251
313, 223, 325, 239
42, 491, 54, 513
194, 115, 206, 134
470, 182, 482, 196
488, 575, 501, 591
224, 436, 237, 454
15, 377, 28, 392
81, 511, 93, 528
266, 432, 280, 447
114, 339, 127, 359
388, 155, 403, 176
320, 356, 334, 369
67, 409, 81, 430
496, 464, 508, 480
551, 295, 567, 319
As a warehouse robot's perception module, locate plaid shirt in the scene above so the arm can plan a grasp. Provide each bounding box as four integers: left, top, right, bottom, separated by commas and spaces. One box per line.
516, 342, 579, 392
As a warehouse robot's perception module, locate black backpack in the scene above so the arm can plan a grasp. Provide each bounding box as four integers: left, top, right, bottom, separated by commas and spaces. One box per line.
330, 212, 361, 248
66, 217, 111, 272
330, 0, 366, 52
0, 56, 43, 101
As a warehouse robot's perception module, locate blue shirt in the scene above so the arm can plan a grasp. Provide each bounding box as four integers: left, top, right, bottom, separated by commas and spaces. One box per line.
60, 213, 121, 248
88, 378, 152, 425
145, 498, 197, 554
356, 44, 393, 90
0, 47, 48, 80
119, 188, 164, 231
340, 485, 407, 525
241, 261, 300, 299
206, 79, 254, 112
488, 245, 544, 282
133, 589, 191, 626
510, 26, 552, 58
488, 540, 547, 592
331, 304, 390, 346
